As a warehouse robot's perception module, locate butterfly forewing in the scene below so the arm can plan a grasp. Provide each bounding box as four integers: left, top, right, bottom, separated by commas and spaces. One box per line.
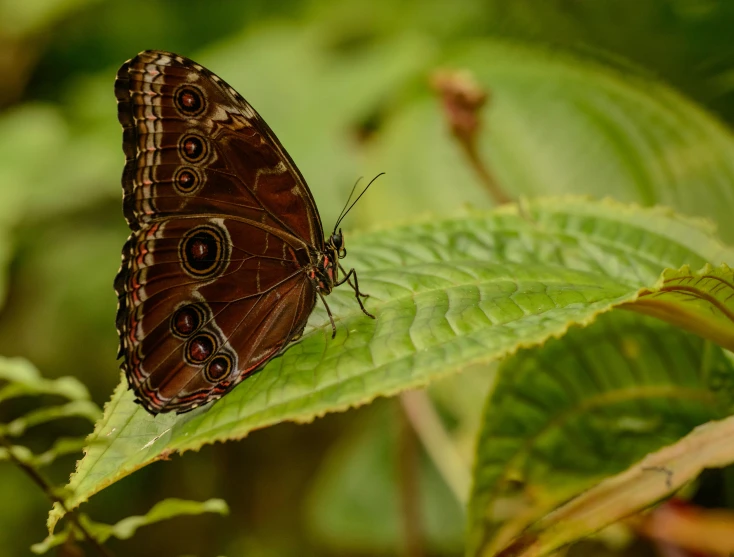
115, 50, 323, 246
115, 50, 325, 414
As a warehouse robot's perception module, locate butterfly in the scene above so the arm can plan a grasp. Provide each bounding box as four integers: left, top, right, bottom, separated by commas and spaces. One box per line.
114, 50, 375, 415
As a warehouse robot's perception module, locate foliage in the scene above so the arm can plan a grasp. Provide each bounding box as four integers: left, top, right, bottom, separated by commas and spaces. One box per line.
34, 498, 229, 554
0, 357, 229, 554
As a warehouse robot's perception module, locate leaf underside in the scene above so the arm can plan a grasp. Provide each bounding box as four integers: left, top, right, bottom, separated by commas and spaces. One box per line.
466, 309, 734, 556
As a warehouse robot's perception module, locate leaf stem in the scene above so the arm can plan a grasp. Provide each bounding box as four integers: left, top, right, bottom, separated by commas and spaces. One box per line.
397, 401, 425, 557
0, 434, 114, 557
463, 139, 511, 206
400, 390, 470, 505
432, 69, 511, 206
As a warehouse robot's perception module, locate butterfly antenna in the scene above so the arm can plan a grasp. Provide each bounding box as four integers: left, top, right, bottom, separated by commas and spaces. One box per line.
334, 176, 362, 232
334, 172, 385, 232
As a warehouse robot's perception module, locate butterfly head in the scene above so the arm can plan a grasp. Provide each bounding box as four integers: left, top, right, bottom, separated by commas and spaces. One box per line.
314, 173, 384, 295
328, 228, 347, 259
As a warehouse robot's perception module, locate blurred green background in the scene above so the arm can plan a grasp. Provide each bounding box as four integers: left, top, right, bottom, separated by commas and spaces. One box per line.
2, 0, 734, 555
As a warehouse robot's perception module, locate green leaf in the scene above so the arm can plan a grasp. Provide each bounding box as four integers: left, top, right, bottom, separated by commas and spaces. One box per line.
0, 437, 92, 468
1, 400, 101, 437
53, 198, 734, 529
34, 498, 228, 554
0, 444, 33, 463
32, 437, 96, 468
630, 264, 734, 351
503, 413, 734, 556
0, 357, 92, 403
475, 1, 734, 122
366, 39, 734, 242
466, 310, 734, 556
104, 497, 229, 540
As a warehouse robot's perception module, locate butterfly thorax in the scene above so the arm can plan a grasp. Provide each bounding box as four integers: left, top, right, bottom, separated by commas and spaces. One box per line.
309, 255, 335, 293
309, 231, 345, 294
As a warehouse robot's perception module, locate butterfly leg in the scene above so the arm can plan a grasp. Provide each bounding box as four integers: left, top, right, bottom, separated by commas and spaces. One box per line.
317, 290, 338, 338
338, 263, 370, 299
337, 266, 375, 319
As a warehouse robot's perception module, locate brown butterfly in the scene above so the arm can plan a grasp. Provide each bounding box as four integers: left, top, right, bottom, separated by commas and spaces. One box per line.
114, 50, 375, 415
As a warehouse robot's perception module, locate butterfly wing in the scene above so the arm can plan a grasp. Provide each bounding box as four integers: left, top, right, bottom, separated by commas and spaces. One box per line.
115, 50, 324, 247
116, 217, 316, 414
114, 50, 321, 413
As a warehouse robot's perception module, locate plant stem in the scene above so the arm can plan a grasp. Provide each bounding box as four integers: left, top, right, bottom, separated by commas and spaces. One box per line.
398, 402, 425, 557
0, 434, 114, 557
461, 137, 511, 206
432, 69, 511, 206
400, 390, 470, 505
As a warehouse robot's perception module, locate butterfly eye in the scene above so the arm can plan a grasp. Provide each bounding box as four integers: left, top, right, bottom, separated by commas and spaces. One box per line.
331, 229, 343, 249
334, 229, 347, 257
179, 224, 230, 278
205, 353, 233, 382
185, 333, 217, 364
179, 134, 207, 162
171, 304, 204, 338
173, 167, 201, 195
175, 86, 205, 116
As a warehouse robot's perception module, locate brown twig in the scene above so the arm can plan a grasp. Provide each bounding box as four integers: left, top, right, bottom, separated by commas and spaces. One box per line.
397, 401, 425, 557
0, 434, 113, 557
431, 69, 511, 206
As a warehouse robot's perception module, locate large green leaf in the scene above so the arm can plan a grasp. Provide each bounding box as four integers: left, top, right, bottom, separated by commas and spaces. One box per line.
366, 39, 734, 241
51, 198, 733, 530
476, 1, 734, 124
505, 412, 734, 556
632, 264, 734, 350
467, 261, 734, 555
466, 310, 734, 556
